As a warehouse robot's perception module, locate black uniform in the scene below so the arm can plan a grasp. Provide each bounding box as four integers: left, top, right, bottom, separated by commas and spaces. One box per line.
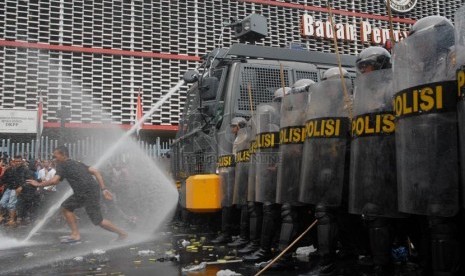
275, 82, 314, 261
229, 125, 251, 248
350, 66, 407, 271
392, 16, 460, 275
243, 101, 282, 262
238, 115, 263, 255
299, 72, 355, 273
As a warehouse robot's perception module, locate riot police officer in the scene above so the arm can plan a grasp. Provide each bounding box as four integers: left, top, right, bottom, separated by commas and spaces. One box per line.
299, 67, 353, 275
264, 79, 315, 268
231, 117, 248, 154
392, 16, 460, 275
237, 114, 262, 255
242, 87, 287, 262
349, 46, 404, 274
212, 116, 247, 244
229, 117, 252, 248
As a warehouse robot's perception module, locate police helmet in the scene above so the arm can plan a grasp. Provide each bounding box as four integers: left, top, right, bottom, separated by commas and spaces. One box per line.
291, 79, 315, 93
356, 47, 391, 73
409, 16, 453, 36
409, 16, 454, 54
230, 117, 247, 128
273, 87, 292, 101
322, 67, 349, 80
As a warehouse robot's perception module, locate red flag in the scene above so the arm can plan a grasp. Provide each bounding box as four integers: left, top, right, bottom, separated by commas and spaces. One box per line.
136, 90, 143, 136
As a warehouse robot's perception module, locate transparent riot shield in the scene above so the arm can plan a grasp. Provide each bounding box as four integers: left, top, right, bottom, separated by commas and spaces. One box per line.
349, 69, 403, 218
233, 126, 251, 205
217, 128, 236, 207
255, 102, 281, 204
276, 91, 308, 205
455, 6, 465, 69
392, 20, 459, 217
456, 6, 465, 209
299, 78, 352, 207
247, 115, 258, 202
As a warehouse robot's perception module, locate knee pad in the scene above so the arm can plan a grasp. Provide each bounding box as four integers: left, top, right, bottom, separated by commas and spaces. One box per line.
248, 202, 262, 217
263, 202, 280, 218
281, 203, 294, 223
315, 205, 334, 225
247, 201, 255, 215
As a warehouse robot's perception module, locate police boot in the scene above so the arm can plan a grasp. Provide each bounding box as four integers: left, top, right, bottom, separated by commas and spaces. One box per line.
243, 202, 277, 263
211, 207, 233, 244
228, 204, 249, 247
315, 205, 338, 276
280, 203, 301, 249
258, 253, 297, 271
238, 240, 260, 255
262, 203, 299, 270
429, 217, 460, 276
238, 202, 262, 254
367, 217, 392, 276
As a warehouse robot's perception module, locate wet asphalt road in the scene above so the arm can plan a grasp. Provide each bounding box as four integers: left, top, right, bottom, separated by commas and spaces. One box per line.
0, 218, 424, 276
0, 221, 324, 276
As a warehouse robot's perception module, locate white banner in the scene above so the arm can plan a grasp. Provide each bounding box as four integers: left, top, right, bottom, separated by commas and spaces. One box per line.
0, 109, 38, 133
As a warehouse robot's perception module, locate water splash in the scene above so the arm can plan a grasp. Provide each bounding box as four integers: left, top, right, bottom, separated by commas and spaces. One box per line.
22, 80, 184, 242
0, 233, 34, 250
94, 80, 185, 169
0, 80, 183, 274
23, 188, 73, 241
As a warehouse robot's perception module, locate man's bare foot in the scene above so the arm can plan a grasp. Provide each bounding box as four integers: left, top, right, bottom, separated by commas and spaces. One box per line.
116, 232, 128, 241
69, 234, 80, 240
60, 234, 80, 241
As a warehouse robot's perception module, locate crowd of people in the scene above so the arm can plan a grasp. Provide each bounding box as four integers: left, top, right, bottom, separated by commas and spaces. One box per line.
0, 155, 56, 227
0, 151, 135, 232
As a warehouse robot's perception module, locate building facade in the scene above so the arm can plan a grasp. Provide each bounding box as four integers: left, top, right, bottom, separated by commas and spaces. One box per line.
0, 0, 463, 133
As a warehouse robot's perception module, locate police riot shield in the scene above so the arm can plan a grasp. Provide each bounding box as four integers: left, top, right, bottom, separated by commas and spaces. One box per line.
217, 128, 236, 207
276, 91, 308, 204
299, 79, 352, 207
455, 6, 465, 68
247, 115, 258, 202
457, 66, 465, 209
392, 21, 459, 217
233, 126, 251, 205
456, 6, 465, 209
255, 102, 281, 204
349, 69, 403, 218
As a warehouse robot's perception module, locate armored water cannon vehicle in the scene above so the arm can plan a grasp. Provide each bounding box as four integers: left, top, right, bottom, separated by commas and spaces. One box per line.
171, 43, 356, 213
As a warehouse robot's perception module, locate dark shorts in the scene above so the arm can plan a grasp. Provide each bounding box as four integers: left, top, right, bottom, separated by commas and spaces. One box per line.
61, 189, 103, 225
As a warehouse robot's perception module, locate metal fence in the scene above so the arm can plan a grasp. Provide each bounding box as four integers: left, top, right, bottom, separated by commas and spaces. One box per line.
0, 136, 171, 162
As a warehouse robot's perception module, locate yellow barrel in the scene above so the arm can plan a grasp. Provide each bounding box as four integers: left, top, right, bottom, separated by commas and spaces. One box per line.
186, 174, 222, 212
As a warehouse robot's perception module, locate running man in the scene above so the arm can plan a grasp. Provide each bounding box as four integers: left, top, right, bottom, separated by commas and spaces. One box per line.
27, 146, 127, 243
